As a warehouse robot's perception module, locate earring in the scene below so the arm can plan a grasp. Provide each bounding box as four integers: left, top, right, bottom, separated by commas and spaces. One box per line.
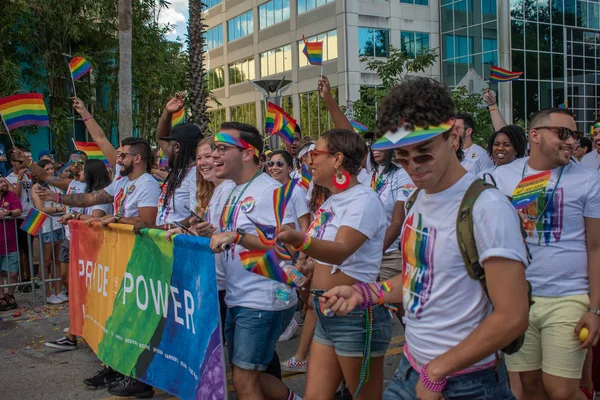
333, 168, 350, 190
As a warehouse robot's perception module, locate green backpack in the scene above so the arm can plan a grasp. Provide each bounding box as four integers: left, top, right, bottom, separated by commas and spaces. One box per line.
405, 178, 532, 355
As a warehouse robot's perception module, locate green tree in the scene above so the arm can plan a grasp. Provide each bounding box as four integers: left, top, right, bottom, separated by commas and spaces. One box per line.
187, 0, 210, 130
450, 86, 493, 147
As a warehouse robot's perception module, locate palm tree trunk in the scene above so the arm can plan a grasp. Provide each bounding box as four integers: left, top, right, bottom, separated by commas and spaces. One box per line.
188, 1, 209, 130
119, 0, 133, 142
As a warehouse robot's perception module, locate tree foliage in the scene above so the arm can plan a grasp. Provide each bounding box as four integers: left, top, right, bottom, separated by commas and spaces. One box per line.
450, 86, 493, 147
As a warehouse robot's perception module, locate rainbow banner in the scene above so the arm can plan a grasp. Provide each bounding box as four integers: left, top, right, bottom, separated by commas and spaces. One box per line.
172, 108, 185, 127
350, 120, 368, 132
69, 57, 92, 81
302, 35, 323, 66
20, 209, 48, 236
73, 140, 110, 167
265, 102, 296, 145
0, 93, 50, 131
69, 222, 225, 400
489, 66, 523, 82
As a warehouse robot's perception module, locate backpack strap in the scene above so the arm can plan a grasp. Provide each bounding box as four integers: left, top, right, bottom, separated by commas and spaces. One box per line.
405, 187, 421, 212
456, 179, 496, 295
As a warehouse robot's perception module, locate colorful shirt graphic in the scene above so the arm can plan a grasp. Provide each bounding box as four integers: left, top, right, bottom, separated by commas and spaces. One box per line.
519, 187, 564, 245
306, 208, 334, 240
401, 213, 436, 320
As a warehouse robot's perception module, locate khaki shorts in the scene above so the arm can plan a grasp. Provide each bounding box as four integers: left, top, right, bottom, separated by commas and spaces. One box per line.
379, 250, 402, 281
505, 293, 589, 379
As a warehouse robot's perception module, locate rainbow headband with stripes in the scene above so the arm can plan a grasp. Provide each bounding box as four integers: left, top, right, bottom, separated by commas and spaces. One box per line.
372, 120, 455, 150
214, 133, 261, 158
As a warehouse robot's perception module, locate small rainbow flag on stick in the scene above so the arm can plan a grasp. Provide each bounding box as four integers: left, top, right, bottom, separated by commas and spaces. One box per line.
301, 164, 312, 189
158, 150, 168, 169
69, 57, 92, 81
20, 209, 48, 236
558, 101, 568, 110
240, 249, 296, 287
0, 93, 50, 132
266, 102, 297, 145
302, 35, 323, 66
73, 140, 110, 166
350, 120, 368, 132
172, 108, 185, 127
489, 66, 523, 82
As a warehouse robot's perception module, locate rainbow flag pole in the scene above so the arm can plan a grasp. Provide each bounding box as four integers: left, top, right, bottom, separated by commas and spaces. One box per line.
0, 93, 51, 146
0, 109, 15, 146
20, 208, 49, 236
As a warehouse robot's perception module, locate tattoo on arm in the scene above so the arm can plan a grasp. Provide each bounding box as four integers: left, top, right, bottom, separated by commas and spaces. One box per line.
61, 190, 113, 207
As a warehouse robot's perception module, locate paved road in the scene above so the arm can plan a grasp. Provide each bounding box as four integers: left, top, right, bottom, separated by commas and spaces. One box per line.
0, 291, 404, 399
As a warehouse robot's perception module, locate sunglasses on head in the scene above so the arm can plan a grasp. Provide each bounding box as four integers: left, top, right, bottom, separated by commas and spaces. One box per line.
267, 160, 286, 168
533, 126, 578, 141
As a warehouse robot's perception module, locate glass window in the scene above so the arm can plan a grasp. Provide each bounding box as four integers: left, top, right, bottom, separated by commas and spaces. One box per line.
208, 108, 226, 136
358, 28, 390, 57
205, 25, 223, 50
260, 45, 292, 77
299, 88, 339, 137
259, 0, 291, 29
202, 0, 222, 10
230, 103, 257, 127
401, 0, 429, 5
443, 34, 455, 59
228, 10, 252, 42
207, 67, 225, 90
298, 0, 334, 14
229, 57, 255, 84
298, 30, 339, 67
401, 31, 430, 58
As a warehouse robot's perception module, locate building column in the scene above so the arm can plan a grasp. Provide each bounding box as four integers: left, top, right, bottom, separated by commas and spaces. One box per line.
497, 0, 513, 123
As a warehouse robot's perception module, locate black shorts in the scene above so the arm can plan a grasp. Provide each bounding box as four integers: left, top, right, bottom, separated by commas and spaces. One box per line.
17, 228, 29, 255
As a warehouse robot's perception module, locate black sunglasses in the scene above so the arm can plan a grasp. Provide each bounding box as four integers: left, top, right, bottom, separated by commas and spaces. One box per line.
532, 126, 578, 141
267, 160, 286, 168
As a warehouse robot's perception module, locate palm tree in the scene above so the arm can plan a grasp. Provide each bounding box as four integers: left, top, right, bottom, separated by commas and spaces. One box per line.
119, 0, 133, 141
187, 0, 210, 130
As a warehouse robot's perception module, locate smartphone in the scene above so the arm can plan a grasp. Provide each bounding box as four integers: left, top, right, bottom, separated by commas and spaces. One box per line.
184, 205, 205, 223
173, 221, 196, 235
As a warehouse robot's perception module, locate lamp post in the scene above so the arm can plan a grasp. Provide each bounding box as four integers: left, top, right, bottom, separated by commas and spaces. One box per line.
248, 77, 292, 150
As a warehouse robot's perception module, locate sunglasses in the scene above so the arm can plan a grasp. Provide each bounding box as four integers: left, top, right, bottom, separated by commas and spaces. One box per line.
267, 160, 286, 168
394, 153, 435, 167
533, 126, 579, 141
308, 149, 331, 159
117, 152, 140, 160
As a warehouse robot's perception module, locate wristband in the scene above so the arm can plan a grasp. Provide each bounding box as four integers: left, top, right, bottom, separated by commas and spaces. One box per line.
56, 193, 62, 204
26, 159, 33, 168
377, 284, 384, 305
234, 232, 243, 245
296, 234, 312, 252
83, 115, 94, 122
488, 106, 498, 112
420, 363, 447, 392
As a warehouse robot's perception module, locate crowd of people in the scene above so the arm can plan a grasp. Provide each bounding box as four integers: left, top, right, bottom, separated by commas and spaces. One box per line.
0, 75, 599, 400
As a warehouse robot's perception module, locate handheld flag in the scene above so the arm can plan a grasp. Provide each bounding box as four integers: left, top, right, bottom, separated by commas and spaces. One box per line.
158, 150, 168, 169
489, 66, 523, 82
558, 101, 568, 110
69, 57, 92, 81
350, 120, 368, 132
20, 209, 48, 236
73, 140, 110, 167
302, 35, 323, 66
0, 93, 50, 131
301, 164, 312, 189
240, 249, 296, 287
265, 102, 296, 145
172, 108, 185, 127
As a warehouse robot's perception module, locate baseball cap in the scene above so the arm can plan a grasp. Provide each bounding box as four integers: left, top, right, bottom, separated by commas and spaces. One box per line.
38, 149, 55, 160
161, 123, 204, 144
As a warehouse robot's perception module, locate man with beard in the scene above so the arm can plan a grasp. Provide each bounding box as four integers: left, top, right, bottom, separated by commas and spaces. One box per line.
492, 108, 600, 400
0, 177, 22, 310
454, 113, 494, 175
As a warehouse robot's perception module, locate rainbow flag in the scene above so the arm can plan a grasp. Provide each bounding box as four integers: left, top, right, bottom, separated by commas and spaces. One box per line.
489, 66, 522, 82
240, 248, 296, 287
265, 102, 296, 145
69, 57, 92, 81
274, 178, 297, 229
511, 170, 551, 209
158, 150, 168, 169
350, 120, 368, 132
558, 101, 568, 110
301, 164, 312, 189
302, 35, 323, 66
73, 140, 110, 166
20, 209, 48, 236
0, 93, 50, 131
172, 108, 185, 127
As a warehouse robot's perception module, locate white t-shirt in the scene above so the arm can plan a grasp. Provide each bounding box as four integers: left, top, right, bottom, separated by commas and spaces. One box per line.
41, 185, 64, 234
289, 185, 309, 230
402, 173, 528, 366
7, 172, 33, 216
156, 166, 196, 225
105, 172, 160, 219
580, 150, 600, 170
307, 184, 386, 282
491, 157, 600, 297
63, 180, 88, 240
371, 166, 415, 252
357, 168, 371, 186
460, 144, 493, 175
212, 173, 297, 310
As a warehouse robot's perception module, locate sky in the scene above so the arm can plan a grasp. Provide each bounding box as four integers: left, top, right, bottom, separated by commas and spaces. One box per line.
158, 0, 189, 44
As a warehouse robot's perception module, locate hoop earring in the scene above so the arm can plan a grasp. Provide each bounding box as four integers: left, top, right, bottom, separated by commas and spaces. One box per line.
333, 168, 350, 190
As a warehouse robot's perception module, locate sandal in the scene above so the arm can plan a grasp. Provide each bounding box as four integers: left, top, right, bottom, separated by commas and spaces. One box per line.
6, 294, 17, 310
0, 297, 9, 312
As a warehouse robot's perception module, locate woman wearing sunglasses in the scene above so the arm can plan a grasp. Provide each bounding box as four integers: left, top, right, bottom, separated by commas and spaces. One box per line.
278, 129, 390, 400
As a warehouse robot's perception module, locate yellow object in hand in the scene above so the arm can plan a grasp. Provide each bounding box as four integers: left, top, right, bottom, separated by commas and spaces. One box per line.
579, 327, 589, 342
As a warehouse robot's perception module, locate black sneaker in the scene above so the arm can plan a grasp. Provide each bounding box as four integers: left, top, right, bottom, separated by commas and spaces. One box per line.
44, 336, 77, 350
83, 366, 124, 388
6, 294, 17, 309
20, 284, 32, 293
108, 377, 154, 398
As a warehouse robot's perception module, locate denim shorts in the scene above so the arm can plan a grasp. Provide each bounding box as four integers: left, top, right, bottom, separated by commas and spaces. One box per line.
384, 355, 516, 400
41, 228, 65, 244
59, 239, 69, 263
225, 305, 295, 371
312, 291, 392, 358
0, 251, 19, 273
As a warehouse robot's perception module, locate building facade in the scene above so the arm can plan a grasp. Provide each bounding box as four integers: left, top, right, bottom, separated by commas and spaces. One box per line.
203, 0, 441, 136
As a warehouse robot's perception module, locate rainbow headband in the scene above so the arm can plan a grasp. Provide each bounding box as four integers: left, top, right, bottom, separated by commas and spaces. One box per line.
214, 133, 261, 158
372, 120, 455, 150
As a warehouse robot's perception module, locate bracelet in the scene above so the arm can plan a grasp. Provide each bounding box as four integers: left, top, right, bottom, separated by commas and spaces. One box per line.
381, 280, 393, 292
234, 232, 243, 245
83, 115, 94, 122
488, 106, 498, 112
26, 159, 33, 168
377, 284, 384, 305
296, 234, 312, 252
420, 363, 447, 392
355, 283, 369, 311
56, 193, 62, 204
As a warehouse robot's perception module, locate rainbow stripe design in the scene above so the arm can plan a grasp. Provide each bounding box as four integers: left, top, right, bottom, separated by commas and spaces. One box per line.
301, 164, 312, 189
248, 218, 278, 246
240, 248, 295, 287
73, 140, 110, 166
350, 120, 368, 132
302, 35, 323, 66
511, 170, 551, 209
558, 101, 568, 110
265, 102, 296, 145
158, 150, 168, 169
381, 281, 393, 292
489, 66, 522, 82
215, 132, 260, 158
172, 108, 185, 127
20, 209, 47, 236
274, 241, 292, 261
372, 121, 454, 150
69, 57, 92, 81
274, 178, 297, 229
0, 93, 50, 131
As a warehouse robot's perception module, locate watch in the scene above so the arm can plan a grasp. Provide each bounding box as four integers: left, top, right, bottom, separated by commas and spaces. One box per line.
114, 214, 123, 223
588, 308, 600, 316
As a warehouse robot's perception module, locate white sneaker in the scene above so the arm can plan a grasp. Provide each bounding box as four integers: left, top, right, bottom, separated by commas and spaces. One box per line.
63, 327, 69, 334
47, 294, 63, 304
278, 318, 299, 342
57, 292, 68, 302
